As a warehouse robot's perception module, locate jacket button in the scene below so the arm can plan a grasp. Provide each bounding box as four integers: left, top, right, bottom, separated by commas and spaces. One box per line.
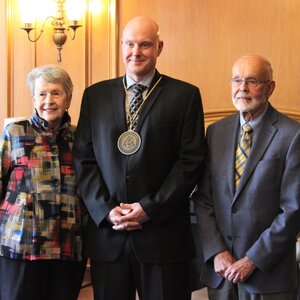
53, 179, 60, 186
51, 147, 58, 155
227, 235, 232, 240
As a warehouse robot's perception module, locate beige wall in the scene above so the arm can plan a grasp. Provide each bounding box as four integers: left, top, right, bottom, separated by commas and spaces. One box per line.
1, 0, 300, 130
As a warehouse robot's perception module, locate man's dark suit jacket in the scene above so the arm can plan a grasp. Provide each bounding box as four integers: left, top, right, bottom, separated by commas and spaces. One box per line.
195, 104, 300, 294
73, 71, 205, 264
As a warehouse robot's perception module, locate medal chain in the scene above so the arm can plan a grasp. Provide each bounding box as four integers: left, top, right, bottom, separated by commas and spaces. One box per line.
123, 76, 162, 130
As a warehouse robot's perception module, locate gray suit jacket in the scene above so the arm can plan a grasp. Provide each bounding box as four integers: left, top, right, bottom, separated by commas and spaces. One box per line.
195, 104, 300, 293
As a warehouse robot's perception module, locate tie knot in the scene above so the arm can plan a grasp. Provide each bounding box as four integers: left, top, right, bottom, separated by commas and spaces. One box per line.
242, 123, 253, 133
132, 84, 147, 95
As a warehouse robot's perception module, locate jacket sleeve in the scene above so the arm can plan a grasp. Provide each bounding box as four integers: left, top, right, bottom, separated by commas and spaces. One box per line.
73, 89, 117, 227
246, 129, 300, 271
194, 125, 228, 262
139, 87, 206, 225
0, 126, 12, 202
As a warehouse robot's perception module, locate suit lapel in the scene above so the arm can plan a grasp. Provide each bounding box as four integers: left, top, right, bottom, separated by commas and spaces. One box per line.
135, 71, 163, 131
233, 105, 278, 202
112, 78, 127, 132
226, 115, 240, 198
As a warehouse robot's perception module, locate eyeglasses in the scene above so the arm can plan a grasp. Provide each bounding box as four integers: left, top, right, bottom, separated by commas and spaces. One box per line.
123, 41, 153, 49
230, 78, 270, 87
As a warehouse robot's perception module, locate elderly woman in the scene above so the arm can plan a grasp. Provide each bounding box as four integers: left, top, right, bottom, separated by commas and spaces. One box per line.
0, 65, 86, 300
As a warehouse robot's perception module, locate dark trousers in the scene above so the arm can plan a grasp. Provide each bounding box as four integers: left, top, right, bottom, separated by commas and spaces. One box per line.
91, 236, 192, 300
207, 279, 294, 300
0, 256, 86, 300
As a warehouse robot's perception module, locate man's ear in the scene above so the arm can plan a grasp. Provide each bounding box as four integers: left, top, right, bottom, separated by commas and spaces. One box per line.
267, 81, 276, 98
157, 41, 164, 57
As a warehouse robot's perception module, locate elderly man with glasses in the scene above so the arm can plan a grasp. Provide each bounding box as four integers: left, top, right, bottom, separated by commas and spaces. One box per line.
195, 54, 300, 300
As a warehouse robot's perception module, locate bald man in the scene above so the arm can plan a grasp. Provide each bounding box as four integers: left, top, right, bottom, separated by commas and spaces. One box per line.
73, 16, 205, 300
195, 54, 300, 300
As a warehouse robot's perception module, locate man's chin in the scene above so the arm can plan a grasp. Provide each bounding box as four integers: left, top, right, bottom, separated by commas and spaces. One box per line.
234, 104, 251, 113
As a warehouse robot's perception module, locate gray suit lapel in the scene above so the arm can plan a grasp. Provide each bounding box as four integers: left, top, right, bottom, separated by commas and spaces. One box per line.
233, 106, 278, 201
226, 115, 240, 198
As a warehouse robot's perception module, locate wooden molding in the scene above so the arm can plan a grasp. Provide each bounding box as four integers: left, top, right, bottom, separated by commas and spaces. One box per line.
279, 108, 300, 122
204, 108, 300, 127
108, 0, 118, 79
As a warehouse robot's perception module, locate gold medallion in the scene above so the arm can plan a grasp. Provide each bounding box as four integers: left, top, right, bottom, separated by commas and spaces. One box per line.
117, 130, 141, 155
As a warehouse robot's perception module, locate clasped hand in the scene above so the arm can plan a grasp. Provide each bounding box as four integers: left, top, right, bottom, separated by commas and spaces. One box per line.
214, 251, 256, 284
107, 202, 149, 231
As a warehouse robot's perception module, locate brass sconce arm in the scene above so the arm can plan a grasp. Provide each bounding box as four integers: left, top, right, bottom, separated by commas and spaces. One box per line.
20, 16, 55, 42
20, 0, 83, 62
68, 21, 82, 40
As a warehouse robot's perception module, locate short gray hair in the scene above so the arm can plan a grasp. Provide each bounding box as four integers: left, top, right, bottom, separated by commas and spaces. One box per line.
26, 65, 73, 100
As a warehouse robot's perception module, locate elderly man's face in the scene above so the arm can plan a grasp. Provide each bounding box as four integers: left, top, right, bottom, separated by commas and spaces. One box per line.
231, 57, 275, 120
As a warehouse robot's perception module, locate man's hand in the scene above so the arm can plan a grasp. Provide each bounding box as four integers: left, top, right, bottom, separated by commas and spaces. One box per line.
106, 206, 129, 224
214, 250, 236, 277
119, 202, 149, 224
106, 203, 149, 231
224, 256, 256, 283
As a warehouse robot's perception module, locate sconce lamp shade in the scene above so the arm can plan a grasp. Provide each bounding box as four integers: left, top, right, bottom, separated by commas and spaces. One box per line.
66, 0, 84, 21
20, 0, 36, 23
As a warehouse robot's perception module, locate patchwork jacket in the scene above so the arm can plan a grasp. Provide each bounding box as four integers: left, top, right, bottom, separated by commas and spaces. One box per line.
0, 113, 84, 261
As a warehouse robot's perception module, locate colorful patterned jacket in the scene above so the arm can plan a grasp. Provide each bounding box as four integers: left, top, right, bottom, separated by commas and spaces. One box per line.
0, 112, 85, 261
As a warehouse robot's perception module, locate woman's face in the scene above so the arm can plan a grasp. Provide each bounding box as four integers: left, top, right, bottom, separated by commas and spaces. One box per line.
33, 77, 71, 129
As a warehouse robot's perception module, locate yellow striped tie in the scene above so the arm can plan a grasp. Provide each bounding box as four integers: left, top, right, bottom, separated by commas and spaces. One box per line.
235, 123, 253, 188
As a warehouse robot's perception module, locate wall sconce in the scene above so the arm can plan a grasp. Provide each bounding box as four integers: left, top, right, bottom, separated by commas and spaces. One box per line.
20, 0, 84, 62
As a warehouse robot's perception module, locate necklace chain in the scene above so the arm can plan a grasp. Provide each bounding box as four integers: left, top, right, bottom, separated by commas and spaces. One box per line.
123, 76, 162, 130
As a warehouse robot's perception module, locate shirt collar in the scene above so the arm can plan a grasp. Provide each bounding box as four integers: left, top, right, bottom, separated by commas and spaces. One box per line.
125, 70, 156, 90
239, 102, 269, 131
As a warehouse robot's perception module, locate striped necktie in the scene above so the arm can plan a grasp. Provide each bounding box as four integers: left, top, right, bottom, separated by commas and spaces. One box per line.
129, 84, 147, 129
235, 123, 253, 188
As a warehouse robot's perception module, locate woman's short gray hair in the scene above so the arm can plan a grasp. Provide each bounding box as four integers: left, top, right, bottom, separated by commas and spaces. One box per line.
26, 65, 73, 100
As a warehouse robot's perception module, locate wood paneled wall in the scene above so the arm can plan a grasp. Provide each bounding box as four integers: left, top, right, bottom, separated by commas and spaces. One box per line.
1, 0, 300, 131
117, 0, 300, 124
0, 0, 118, 130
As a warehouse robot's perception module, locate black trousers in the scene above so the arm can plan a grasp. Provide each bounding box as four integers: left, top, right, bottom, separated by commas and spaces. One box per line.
90, 236, 192, 300
0, 256, 86, 300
